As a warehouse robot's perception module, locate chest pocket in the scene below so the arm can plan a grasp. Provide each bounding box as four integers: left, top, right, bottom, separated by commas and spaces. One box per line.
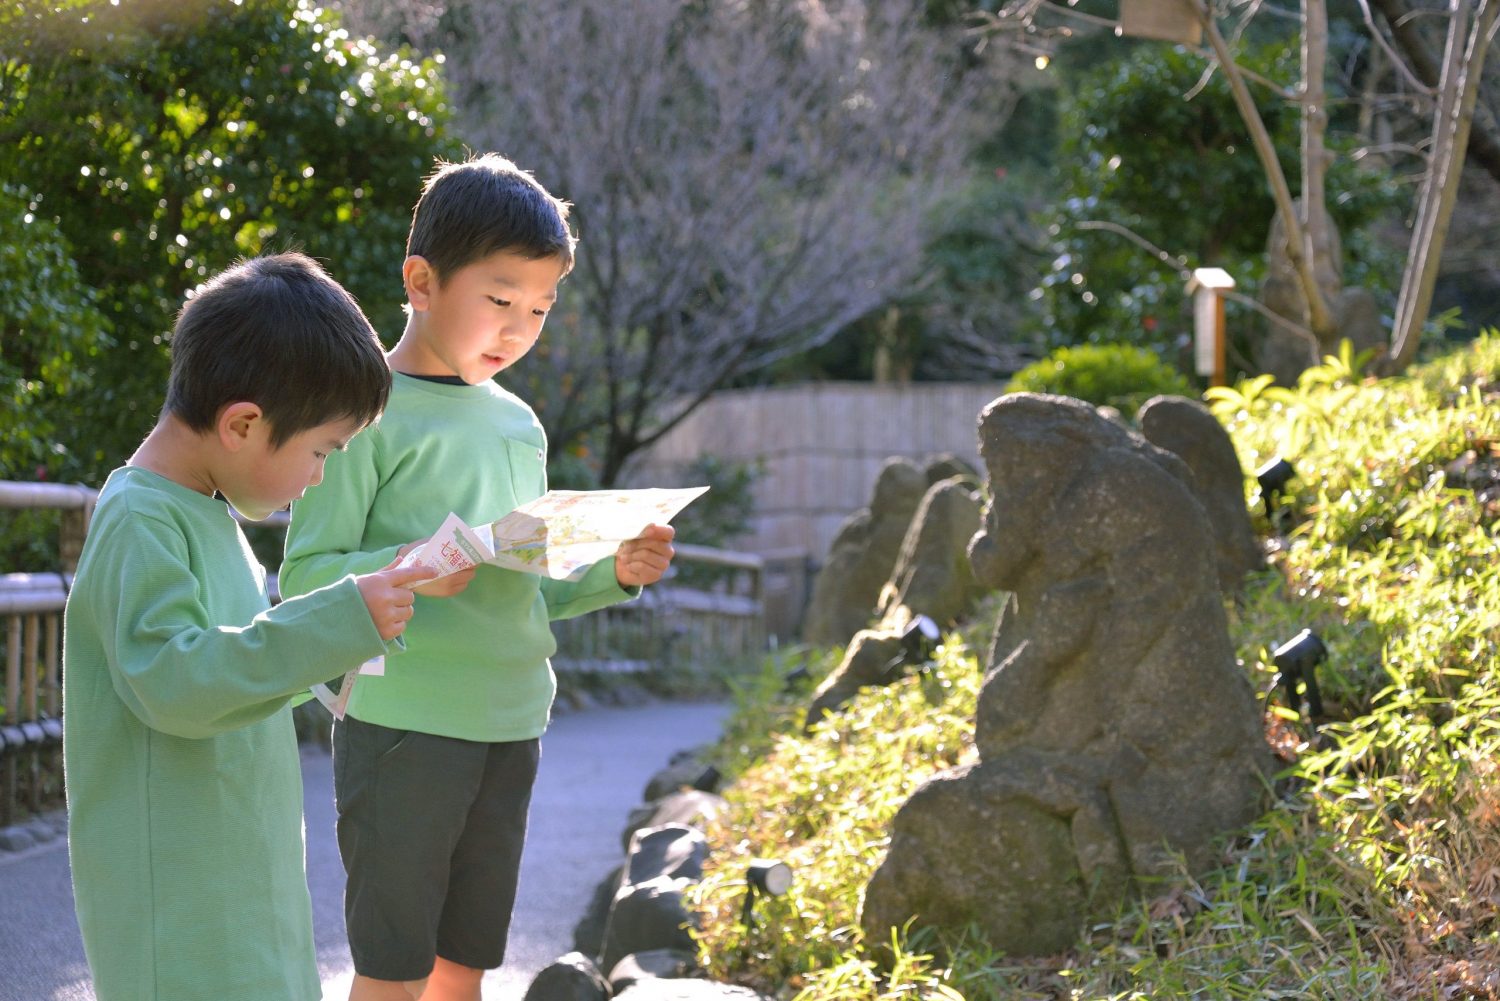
504, 437, 547, 505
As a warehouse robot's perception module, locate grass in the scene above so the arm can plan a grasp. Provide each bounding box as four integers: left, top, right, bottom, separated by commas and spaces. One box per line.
687, 333, 1500, 1000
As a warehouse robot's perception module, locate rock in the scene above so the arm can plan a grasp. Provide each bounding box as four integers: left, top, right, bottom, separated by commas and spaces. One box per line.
862, 755, 1129, 957
643, 747, 721, 802
598, 876, 698, 975
523, 952, 611, 1001
571, 865, 621, 960
801, 458, 928, 646
608, 949, 700, 993
921, 452, 978, 487
1138, 395, 1263, 591
622, 790, 728, 853
598, 825, 709, 972
875, 476, 985, 627
804, 628, 905, 727
613, 982, 772, 1001
0, 824, 36, 853
806, 476, 985, 725
624, 824, 708, 886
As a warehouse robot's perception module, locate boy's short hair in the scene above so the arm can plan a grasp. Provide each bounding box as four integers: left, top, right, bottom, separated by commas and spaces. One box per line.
406, 152, 576, 283
164, 252, 391, 447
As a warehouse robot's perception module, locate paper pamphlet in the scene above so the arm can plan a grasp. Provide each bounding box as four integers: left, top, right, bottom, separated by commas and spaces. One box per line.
311, 486, 709, 720
395, 485, 709, 583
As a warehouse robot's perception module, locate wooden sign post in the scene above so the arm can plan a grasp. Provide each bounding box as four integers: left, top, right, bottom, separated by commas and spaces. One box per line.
1188, 266, 1235, 387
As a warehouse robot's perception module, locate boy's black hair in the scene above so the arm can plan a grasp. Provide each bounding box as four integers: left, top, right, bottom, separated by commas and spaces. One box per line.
164, 253, 391, 447
406, 152, 576, 283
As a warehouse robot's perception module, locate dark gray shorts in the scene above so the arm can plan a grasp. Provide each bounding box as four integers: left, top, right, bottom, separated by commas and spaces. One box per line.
332, 716, 540, 982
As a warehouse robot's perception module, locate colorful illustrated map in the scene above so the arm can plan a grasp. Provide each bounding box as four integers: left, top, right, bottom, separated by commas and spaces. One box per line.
399, 486, 709, 582
313, 486, 709, 719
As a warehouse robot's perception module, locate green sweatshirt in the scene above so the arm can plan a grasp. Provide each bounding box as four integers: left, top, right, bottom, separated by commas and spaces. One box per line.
280, 374, 634, 742
63, 465, 388, 1001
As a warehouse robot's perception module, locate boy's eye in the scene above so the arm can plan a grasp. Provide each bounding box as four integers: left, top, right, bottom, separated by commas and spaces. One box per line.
532, 308, 549, 317
488, 296, 511, 308
314, 451, 327, 460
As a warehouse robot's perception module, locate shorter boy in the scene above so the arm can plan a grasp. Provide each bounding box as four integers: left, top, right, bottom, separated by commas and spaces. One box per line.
63, 252, 435, 1001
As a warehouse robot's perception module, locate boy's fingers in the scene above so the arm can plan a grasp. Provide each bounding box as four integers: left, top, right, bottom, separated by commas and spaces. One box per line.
385, 564, 440, 588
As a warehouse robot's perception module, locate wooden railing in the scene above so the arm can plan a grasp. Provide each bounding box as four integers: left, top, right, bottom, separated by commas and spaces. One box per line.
551, 543, 765, 674
0, 480, 767, 824
0, 482, 95, 827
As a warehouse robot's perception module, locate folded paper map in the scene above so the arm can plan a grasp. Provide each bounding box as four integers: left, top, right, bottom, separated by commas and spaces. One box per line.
397, 485, 709, 582
312, 486, 708, 720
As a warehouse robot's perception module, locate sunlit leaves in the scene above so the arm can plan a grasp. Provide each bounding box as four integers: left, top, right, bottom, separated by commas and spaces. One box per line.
0, 0, 457, 486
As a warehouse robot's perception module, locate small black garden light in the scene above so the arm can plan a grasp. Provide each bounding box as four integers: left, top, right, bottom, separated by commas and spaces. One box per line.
1272, 628, 1326, 719
1256, 457, 1296, 516
881, 614, 941, 684
901, 614, 941, 660
741, 858, 793, 931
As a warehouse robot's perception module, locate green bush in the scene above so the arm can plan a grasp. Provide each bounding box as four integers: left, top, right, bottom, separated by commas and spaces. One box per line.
0, 0, 457, 487
1004, 341, 1197, 416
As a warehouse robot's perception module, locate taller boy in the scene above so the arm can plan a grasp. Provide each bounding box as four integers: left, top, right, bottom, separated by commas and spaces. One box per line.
281, 154, 676, 1001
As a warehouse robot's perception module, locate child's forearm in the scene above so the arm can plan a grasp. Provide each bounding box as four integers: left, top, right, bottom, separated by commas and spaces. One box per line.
279, 543, 405, 599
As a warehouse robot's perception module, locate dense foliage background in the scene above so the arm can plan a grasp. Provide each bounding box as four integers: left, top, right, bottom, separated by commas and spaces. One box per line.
4, 0, 1498, 500
0, 0, 455, 487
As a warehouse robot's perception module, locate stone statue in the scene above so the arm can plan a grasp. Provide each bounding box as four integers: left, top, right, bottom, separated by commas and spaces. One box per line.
861, 393, 1273, 957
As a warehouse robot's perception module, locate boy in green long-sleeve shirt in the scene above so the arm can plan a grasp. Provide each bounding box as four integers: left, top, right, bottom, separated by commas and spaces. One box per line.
280, 153, 676, 1001
63, 252, 436, 1001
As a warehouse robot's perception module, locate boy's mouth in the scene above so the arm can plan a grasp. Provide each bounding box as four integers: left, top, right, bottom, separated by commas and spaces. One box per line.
482, 353, 505, 366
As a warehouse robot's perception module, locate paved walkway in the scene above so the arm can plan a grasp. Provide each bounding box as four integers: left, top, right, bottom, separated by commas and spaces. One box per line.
0, 699, 731, 1001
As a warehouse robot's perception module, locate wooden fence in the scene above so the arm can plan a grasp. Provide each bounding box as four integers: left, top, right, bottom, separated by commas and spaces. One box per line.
625, 381, 1006, 558
623, 381, 1008, 637
0, 480, 765, 828
0, 482, 94, 828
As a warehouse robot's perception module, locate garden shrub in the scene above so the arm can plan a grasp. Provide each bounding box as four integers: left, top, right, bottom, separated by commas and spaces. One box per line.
1004, 341, 1197, 416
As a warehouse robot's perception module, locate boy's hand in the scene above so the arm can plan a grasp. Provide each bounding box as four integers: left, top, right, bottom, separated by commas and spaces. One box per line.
356, 563, 437, 641
615, 524, 676, 588
394, 537, 477, 597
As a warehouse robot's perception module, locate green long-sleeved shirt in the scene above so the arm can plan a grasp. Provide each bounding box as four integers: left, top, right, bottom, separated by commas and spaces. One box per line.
63, 465, 388, 1001
280, 373, 634, 742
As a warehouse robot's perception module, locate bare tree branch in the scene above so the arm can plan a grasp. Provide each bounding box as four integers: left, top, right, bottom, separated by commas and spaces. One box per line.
1370, 0, 1500, 183
359, 0, 1013, 482
1387, 0, 1500, 370
1076, 219, 1322, 351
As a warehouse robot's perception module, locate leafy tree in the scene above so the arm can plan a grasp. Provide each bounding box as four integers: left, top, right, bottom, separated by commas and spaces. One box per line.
351, 0, 1017, 484
981, 0, 1500, 376
0, 182, 110, 480
0, 0, 456, 484
1034, 41, 1400, 362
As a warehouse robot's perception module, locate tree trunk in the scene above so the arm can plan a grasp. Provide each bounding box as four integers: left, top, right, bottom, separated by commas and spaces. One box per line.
1191, 0, 1336, 338
1384, 0, 1499, 374
1300, 0, 1340, 350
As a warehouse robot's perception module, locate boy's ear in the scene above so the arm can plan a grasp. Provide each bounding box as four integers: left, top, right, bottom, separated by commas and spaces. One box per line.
403, 255, 434, 311
216, 402, 265, 452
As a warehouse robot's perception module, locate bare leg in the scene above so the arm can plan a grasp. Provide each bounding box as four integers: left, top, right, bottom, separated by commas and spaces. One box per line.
418, 956, 484, 1001
349, 974, 427, 1001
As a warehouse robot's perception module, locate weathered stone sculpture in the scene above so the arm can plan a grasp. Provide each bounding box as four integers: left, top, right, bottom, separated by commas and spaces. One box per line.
1137, 395, 1263, 592
861, 393, 1273, 957
801, 458, 928, 647
805, 476, 983, 726
1256, 200, 1384, 384
875, 476, 984, 627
